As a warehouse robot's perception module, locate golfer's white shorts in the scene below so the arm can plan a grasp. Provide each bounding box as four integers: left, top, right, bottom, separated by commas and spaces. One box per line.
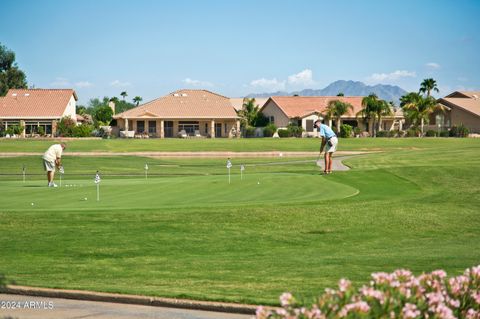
43, 159, 55, 172
326, 136, 338, 153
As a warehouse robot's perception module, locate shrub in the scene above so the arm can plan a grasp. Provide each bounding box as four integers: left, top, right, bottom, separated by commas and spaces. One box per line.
449, 125, 470, 137
425, 129, 437, 137
278, 129, 290, 138
256, 265, 480, 319
339, 124, 353, 138
57, 116, 76, 137
458, 124, 470, 138
375, 130, 389, 137
5, 124, 24, 136
244, 126, 256, 138
287, 124, 303, 138
406, 128, 420, 137
440, 130, 450, 137
263, 124, 277, 137
73, 124, 94, 137
387, 130, 397, 137
396, 130, 406, 137
37, 126, 45, 136
353, 127, 361, 136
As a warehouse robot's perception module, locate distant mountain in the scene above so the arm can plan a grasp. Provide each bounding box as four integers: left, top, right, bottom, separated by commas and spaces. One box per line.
247, 80, 408, 105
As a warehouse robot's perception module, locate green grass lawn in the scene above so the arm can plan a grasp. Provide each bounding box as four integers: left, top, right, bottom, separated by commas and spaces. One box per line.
0, 137, 477, 152
0, 138, 479, 305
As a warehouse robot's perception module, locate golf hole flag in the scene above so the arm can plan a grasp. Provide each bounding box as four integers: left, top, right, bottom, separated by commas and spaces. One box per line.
94, 171, 101, 184
144, 163, 149, 180
240, 164, 245, 180
95, 171, 101, 201
226, 159, 232, 184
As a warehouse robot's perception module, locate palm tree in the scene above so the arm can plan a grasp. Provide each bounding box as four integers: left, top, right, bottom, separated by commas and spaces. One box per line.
109, 97, 119, 104
375, 99, 393, 132
419, 78, 439, 97
237, 98, 261, 128
357, 93, 379, 136
401, 93, 445, 135
324, 100, 353, 133
133, 96, 143, 106
120, 91, 128, 101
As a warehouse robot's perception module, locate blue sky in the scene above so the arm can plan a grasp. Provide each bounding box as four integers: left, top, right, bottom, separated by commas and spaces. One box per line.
1, 0, 479, 105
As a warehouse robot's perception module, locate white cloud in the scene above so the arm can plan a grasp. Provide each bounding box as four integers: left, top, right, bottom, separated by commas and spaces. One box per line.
183, 78, 214, 87
366, 70, 416, 83
249, 77, 286, 91
75, 81, 93, 88
287, 69, 317, 87
110, 80, 131, 88
457, 76, 468, 82
50, 77, 70, 87
426, 62, 440, 70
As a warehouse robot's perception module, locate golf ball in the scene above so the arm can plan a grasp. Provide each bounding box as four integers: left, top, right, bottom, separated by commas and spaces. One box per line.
257, 181, 260, 185
84, 197, 87, 201
31, 203, 34, 206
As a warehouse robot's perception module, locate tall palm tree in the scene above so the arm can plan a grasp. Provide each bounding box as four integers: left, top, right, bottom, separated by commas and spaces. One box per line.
324, 100, 353, 133
401, 93, 445, 135
133, 96, 143, 106
419, 78, 439, 97
120, 91, 128, 101
357, 93, 379, 136
237, 98, 261, 128
375, 99, 393, 132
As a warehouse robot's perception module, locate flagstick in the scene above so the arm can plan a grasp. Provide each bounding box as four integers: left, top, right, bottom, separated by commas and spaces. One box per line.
22, 168, 25, 183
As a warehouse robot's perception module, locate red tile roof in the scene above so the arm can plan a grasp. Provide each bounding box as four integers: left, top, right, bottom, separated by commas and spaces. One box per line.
114, 89, 238, 119
0, 89, 77, 118
265, 96, 365, 118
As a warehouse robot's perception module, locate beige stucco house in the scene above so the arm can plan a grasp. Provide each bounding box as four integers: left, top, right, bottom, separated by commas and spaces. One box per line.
113, 89, 240, 138
430, 91, 480, 133
0, 89, 78, 137
260, 96, 404, 136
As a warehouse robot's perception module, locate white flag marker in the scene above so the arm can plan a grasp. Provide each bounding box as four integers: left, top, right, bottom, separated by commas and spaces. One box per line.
94, 171, 101, 201
144, 163, 149, 180
240, 164, 245, 180
226, 159, 232, 184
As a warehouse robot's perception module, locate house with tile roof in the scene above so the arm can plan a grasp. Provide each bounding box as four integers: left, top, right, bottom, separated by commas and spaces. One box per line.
432, 91, 480, 133
0, 89, 78, 137
260, 96, 404, 136
113, 89, 240, 138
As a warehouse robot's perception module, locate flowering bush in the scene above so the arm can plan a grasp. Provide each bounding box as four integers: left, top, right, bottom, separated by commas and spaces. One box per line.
256, 265, 480, 319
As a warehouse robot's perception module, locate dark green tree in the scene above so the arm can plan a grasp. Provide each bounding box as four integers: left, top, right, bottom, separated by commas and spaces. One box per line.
0, 43, 27, 96
419, 78, 439, 97
133, 96, 143, 106
120, 91, 128, 101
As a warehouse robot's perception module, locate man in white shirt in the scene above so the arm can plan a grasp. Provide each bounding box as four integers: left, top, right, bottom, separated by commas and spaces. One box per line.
42, 143, 66, 187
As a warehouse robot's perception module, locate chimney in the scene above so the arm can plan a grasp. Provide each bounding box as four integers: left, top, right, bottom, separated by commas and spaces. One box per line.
108, 101, 115, 115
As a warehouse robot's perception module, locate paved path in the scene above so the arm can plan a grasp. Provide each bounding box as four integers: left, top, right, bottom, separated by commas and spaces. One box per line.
0, 294, 252, 319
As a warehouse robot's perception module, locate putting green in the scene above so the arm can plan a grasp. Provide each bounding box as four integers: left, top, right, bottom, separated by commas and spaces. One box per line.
0, 173, 358, 211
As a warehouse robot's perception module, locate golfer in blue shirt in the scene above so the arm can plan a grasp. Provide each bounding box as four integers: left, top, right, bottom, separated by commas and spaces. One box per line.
314, 120, 338, 174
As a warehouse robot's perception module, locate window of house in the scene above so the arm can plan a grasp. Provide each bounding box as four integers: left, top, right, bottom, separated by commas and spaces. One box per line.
205, 123, 208, 134
148, 121, 156, 133
306, 120, 314, 132
137, 121, 145, 133
178, 121, 199, 135
269, 116, 274, 123
224, 123, 228, 134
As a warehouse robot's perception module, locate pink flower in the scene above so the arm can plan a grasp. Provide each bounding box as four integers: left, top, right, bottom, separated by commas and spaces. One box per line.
466, 308, 479, 319
402, 303, 421, 319
433, 303, 455, 319
280, 292, 293, 307
338, 301, 370, 318
432, 270, 447, 279
471, 291, 480, 304
338, 279, 351, 292
449, 299, 460, 308
372, 272, 393, 285
426, 292, 445, 306
360, 286, 385, 304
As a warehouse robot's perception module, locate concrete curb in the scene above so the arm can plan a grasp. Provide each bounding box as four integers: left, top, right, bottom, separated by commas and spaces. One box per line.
2, 285, 258, 315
